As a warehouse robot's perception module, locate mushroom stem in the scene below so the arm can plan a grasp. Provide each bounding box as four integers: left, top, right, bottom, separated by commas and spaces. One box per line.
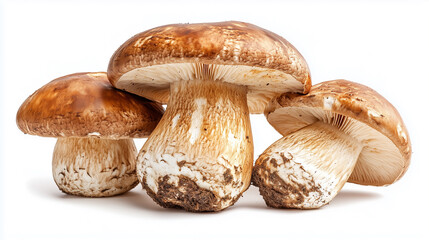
52, 138, 138, 197
253, 121, 363, 209
138, 80, 253, 212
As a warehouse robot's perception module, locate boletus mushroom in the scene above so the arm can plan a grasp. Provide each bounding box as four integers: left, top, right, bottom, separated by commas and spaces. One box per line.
252, 80, 411, 209
16, 72, 164, 197
108, 21, 311, 211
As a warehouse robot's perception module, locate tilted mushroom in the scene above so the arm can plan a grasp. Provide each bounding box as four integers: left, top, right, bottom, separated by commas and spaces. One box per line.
16, 72, 164, 197
252, 80, 411, 209
108, 21, 311, 211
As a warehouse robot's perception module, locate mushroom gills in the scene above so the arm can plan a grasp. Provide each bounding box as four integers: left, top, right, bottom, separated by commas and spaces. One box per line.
116, 62, 304, 113
253, 120, 363, 209
137, 78, 253, 212
52, 138, 138, 197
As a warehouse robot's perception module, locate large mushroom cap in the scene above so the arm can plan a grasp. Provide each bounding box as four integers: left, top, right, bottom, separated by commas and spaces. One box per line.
17, 72, 164, 139
108, 21, 311, 113
265, 80, 411, 186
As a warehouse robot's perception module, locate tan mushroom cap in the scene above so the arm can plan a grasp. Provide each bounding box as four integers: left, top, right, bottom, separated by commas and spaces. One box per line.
265, 80, 411, 186
108, 21, 311, 113
17, 72, 164, 139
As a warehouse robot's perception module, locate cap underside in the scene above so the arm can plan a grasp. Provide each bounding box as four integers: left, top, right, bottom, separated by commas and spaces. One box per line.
115, 63, 304, 114
267, 106, 406, 186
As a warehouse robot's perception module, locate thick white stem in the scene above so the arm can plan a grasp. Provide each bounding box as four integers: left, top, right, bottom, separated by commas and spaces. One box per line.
137, 80, 253, 211
253, 121, 362, 209
52, 138, 138, 197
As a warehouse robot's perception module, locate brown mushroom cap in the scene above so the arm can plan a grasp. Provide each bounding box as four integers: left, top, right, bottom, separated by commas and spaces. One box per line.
16, 72, 164, 138
108, 21, 311, 113
265, 80, 411, 186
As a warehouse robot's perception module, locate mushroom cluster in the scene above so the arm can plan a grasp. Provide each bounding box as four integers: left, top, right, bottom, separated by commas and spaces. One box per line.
17, 21, 411, 211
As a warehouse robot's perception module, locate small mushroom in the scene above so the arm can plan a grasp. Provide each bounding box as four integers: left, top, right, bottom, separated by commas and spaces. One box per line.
252, 80, 411, 209
16, 72, 164, 197
108, 21, 311, 211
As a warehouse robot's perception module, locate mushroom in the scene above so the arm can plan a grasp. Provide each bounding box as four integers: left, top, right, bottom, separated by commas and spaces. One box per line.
108, 21, 311, 211
252, 80, 411, 209
16, 72, 164, 197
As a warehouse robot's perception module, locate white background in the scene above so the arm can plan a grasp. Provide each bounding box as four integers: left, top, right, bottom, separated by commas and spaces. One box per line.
1, 0, 428, 239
